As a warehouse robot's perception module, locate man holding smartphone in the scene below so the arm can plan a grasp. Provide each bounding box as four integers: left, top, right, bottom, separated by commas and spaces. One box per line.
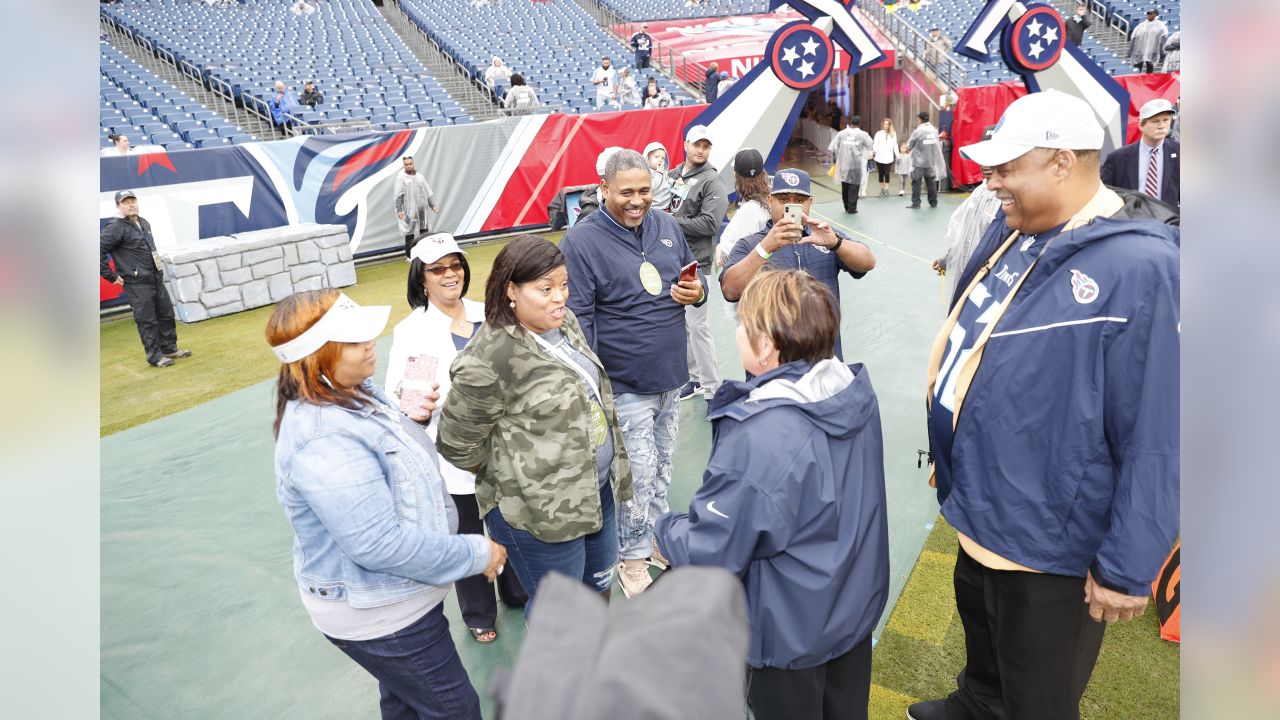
719, 169, 876, 358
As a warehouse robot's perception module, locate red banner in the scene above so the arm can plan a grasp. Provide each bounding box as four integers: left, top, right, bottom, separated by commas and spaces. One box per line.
950, 73, 1181, 185
480, 105, 707, 232
615, 13, 894, 85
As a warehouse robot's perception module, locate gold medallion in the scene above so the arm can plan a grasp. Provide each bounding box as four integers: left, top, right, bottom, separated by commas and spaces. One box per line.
639, 261, 662, 296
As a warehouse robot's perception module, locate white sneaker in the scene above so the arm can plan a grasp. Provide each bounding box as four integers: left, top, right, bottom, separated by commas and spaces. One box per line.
618, 560, 653, 598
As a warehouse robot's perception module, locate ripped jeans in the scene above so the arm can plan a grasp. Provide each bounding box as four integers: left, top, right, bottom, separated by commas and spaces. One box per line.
613, 389, 680, 561
484, 482, 617, 619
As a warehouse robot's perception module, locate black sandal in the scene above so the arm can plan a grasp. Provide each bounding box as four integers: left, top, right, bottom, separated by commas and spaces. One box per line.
468, 627, 497, 644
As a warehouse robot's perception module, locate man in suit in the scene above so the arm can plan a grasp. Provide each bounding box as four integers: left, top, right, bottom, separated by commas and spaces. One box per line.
1100, 98, 1179, 206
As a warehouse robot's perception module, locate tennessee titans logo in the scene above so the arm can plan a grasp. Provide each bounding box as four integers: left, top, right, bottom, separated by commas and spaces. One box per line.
780, 171, 801, 186
1004, 5, 1066, 73
770, 23, 835, 90
1069, 268, 1099, 304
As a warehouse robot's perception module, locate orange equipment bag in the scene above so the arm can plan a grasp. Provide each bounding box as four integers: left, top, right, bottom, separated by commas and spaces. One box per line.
1151, 541, 1180, 643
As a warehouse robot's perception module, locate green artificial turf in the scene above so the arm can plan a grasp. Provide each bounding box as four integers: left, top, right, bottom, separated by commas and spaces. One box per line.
99, 233, 556, 436
869, 517, 1181, 719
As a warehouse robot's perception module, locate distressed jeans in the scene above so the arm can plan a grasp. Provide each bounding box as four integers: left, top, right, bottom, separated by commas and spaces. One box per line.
613, 389, 680, 561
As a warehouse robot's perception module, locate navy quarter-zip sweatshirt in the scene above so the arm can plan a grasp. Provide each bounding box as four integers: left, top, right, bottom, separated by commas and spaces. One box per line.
560, 206, 708, 395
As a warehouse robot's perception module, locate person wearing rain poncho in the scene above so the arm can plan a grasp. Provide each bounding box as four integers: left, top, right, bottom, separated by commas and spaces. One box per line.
828, 115, 874, 214
1129, 10, 1168, 73
906, 111, 947, 209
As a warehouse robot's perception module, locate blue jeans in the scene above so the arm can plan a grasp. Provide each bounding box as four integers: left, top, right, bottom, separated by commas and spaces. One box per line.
485, 482, 617, 618
325, 603, 481, 720
613, 389, 680, 561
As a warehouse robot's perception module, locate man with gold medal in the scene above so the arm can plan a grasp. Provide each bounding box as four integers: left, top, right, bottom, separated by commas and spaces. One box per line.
560, 148, 707, 598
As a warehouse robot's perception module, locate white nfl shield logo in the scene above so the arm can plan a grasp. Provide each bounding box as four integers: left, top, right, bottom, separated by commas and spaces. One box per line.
780, 171, 799, 186
661, 238, 673, 247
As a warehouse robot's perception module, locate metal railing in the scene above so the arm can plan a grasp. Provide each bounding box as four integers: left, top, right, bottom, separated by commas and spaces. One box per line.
385, 0, 503, 120
579, 0, 704, 98
856, 1, 969, 91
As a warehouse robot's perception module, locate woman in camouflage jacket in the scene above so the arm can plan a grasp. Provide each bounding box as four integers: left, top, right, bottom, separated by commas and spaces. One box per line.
438, 236, 634, 612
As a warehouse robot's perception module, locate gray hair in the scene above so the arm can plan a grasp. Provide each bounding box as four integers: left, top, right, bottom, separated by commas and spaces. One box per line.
603, 149, 649, 183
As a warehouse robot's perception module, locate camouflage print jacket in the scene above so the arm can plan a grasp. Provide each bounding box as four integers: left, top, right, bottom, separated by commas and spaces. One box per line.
436, 310, 633, 543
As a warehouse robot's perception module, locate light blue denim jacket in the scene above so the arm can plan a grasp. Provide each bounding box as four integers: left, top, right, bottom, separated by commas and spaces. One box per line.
275, 380, 490, 609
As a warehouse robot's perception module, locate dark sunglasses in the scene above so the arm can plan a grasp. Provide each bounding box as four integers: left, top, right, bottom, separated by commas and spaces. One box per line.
424, 261, 465, 276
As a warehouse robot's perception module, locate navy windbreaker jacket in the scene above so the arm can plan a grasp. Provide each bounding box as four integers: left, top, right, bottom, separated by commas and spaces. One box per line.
931, 192, 1179, 596
655, 360, 889, 670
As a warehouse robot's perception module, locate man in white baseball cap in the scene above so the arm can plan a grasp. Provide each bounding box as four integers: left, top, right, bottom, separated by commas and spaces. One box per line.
910, 87, 1180, 720
668, 123, 728, 401
1100, 96, 1180, 205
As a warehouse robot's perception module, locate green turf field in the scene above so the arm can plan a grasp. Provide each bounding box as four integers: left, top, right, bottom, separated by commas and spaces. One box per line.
869, 517, 1180, 718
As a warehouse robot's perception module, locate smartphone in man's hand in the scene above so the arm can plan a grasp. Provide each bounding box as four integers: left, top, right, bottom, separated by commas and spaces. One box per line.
679, 260, 698, 283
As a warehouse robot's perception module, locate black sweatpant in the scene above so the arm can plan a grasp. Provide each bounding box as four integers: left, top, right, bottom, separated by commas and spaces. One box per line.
123, 275, 179, 365
451, 493, 527, 629
747, 635, 872, 720
950, 546, 1106, 720
841, 181, 860, 213
911, 169, 938, 207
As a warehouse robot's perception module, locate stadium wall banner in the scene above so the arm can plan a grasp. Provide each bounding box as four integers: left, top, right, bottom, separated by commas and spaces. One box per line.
99, 106, 705, 304
614, 11, 894, 85
949, 72, 1181, 186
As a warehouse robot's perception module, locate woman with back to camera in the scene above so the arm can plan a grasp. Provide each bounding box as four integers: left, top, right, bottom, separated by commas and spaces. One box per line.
384, 233, 528, 646
655, 270, 889, 720
873, 117, 899, 197
268, 289, 506, 720
437, 235, 634, 614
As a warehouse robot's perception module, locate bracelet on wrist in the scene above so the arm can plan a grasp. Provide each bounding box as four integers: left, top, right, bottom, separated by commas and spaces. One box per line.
755, 243, 772, 260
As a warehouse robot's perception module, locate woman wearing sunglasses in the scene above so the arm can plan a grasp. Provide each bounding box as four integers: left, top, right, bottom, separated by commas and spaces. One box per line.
385, 233, 528, 645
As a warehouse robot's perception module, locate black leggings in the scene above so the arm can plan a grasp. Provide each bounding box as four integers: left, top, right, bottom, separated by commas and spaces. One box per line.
876, 162, 892, 184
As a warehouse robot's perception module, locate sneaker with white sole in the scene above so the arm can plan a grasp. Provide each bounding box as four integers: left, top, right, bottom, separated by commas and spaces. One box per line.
648, 539, 669, 570
617, 560, 653, 598
677, 381, 703, 401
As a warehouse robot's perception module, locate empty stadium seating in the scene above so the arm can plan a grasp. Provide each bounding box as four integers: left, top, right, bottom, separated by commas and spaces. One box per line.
100, 0, 472, 132
100, 43, 254, 152
597, 0, 768, 22
397, 0, 694, 114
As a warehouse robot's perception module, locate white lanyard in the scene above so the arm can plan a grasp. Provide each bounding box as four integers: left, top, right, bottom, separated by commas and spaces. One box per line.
529, 331, 603, 406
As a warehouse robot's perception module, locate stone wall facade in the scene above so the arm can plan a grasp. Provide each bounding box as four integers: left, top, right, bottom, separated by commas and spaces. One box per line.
162, 224, 356, 323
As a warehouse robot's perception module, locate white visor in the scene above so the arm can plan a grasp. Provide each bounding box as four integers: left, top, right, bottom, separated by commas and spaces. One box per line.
271, 292, 390, 363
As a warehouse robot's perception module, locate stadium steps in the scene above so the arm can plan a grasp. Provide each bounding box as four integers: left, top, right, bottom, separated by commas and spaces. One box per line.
1049, 0, 1135, 60
99, 15, 282, 141
379, 1, 503, 121
571, 0, 707, 99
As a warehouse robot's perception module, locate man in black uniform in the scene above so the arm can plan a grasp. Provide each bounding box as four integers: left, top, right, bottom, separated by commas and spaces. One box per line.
100, 190, 191, 367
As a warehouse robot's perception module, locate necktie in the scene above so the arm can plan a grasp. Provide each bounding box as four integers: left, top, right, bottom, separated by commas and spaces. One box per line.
1144, 147, 1159, 198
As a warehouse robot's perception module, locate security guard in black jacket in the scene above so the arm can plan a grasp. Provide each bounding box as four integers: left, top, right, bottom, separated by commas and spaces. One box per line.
100, 190, 191, 367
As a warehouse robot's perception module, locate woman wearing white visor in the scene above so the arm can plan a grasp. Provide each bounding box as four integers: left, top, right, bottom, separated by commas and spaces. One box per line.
268, 289, 506, 720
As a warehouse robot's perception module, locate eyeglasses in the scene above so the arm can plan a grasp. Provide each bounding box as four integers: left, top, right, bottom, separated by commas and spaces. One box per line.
424, 261, 464, 276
